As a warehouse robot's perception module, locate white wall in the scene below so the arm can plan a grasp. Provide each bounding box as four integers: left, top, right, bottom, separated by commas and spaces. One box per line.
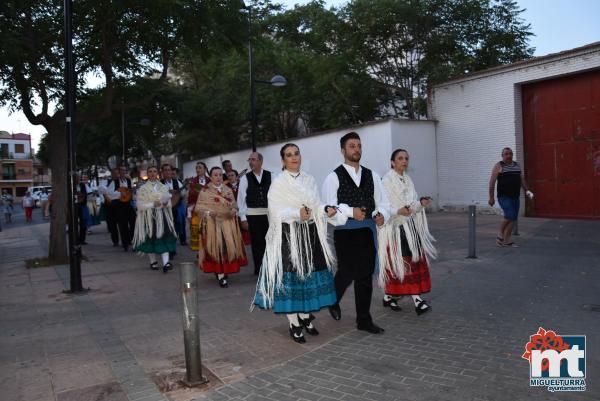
183, 119, 437, 203
429, 46, 600, 212
391, 120, 439, 208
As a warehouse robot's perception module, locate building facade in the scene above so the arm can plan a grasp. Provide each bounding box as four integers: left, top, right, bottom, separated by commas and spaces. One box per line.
429, 42, 600, 219
0, 132, 34, 199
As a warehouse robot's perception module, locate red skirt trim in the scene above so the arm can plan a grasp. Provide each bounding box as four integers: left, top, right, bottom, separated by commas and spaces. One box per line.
385, 256, 431, 295
200, 254, 248, 274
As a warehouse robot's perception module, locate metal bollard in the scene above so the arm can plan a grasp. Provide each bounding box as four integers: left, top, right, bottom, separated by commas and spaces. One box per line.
180, 262, 208, 386
513, 219, 519, 236
467, 205, 477, 258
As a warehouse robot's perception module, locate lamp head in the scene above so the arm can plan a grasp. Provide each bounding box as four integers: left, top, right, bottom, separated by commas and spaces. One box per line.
270, 75, 287, 87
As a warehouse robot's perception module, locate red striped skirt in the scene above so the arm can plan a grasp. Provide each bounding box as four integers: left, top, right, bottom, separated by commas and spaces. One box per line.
385, 256, 431, 296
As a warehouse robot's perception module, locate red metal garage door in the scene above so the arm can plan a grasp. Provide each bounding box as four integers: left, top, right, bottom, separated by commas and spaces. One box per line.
522, 69, 600, 219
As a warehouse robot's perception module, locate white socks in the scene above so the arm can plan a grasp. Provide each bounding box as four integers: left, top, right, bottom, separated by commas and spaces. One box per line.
286, 314, 300, 327
161, 252, 169, 265
149, 254, 169, 265
217, 273, 225, 280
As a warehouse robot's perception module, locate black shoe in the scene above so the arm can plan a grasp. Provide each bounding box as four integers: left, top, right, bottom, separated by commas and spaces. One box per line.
415, 300, 431, 316
328, 304, 341, 321
357, 323, 385, 334
123, 246, 129, 252
113, 242, 119, 247
298, 314, 319, 336
289, 324, 306, 344
163, 262, 171, 273
150, 261, 159, 270
218, 277, 228, 288
383, 297, 402, 312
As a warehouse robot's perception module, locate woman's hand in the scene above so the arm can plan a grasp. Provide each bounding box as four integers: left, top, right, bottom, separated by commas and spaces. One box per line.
325, 206, 337, 218
153, 200, 162, 208
398, 206, 411, 216
420, 198, 431, 207
230, 208, 238, 217
300, 207, 311, 221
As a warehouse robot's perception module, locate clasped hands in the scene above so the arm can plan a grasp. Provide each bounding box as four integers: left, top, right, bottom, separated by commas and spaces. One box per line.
352, 207, 384, 226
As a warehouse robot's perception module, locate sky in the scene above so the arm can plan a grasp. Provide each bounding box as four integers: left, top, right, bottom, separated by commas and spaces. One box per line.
2, 0, 599, 151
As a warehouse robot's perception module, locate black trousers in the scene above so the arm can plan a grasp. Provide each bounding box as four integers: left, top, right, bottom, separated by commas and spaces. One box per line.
333, 227, 377, 326
247, 214, 269, 274
107, 201, 120, 245
116, 202, 135, 248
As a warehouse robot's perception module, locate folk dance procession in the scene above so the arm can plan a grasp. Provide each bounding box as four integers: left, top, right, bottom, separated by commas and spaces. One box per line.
69, 132, 437, 344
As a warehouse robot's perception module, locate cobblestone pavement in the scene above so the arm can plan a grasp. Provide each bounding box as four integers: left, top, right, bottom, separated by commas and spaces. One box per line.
0, 213, 598, 401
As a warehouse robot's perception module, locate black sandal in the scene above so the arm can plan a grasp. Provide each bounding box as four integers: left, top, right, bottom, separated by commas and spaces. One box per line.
289, 324, 306, 343
298, 314, 319, 335
150, 261, 159, 270
415, 299, 431, 316
218, 277, 228, 288
163, 262, 172, 274
383, 297, 402, 312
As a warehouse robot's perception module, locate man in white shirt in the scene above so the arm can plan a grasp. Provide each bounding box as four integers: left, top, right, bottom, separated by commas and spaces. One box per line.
40, 189, 50, 219
100, 167, 135, 250
322, 132, 390, 334
238, 152, 272, 275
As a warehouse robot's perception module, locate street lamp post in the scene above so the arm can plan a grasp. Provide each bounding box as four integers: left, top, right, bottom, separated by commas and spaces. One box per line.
245, 4, 287, 151
63, 0, 83, 292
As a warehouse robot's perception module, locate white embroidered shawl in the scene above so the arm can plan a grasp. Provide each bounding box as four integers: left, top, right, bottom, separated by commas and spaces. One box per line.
132, 180, 175, 247
377, 170, 436, 287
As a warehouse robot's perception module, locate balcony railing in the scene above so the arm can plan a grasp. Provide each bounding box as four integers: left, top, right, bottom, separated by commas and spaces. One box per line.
0, 152, 32, 160
2, 174, 17, 180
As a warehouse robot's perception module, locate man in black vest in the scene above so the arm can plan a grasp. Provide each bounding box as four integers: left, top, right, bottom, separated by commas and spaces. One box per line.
103, 168, 121, 246
322, 132, 390, 334
102, 166, 135, 251
238, 152, 272, 275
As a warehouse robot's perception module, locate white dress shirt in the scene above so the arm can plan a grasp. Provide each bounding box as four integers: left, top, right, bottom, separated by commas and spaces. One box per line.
162, 179, 183, 191
101, 179, 129, 201
322, 163, 390, 222
238, 169, 270, 221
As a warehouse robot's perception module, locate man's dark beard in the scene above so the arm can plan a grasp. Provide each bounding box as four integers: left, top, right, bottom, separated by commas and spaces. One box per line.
346, 153, 361, 162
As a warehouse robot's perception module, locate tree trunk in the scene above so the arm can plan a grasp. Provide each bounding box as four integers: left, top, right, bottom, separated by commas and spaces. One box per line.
47, 123, 69, 263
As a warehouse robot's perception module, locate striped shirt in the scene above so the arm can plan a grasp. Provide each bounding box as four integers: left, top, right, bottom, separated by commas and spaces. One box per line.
497, 161, 522, 198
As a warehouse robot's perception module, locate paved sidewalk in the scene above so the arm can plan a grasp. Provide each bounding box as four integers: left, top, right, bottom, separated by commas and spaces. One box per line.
0, 213, 598, 401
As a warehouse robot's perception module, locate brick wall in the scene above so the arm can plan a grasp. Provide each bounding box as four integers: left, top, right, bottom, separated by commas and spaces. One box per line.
429, 46, 600, 213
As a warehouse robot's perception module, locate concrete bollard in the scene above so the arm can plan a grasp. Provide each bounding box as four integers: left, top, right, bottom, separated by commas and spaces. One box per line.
180, 262, 208, 386
467, 205, 477, 258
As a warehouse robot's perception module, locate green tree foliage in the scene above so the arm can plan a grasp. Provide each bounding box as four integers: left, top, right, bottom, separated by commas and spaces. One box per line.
0, 0, 245, 262
341, 0, 534, 118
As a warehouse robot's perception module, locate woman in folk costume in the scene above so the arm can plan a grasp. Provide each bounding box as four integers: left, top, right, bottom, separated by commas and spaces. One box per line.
132, 166, 177, 273
195, 167, 247, 288
378, 149, 437, 315
253, 143, 342, 344
187, 162, 210, 251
